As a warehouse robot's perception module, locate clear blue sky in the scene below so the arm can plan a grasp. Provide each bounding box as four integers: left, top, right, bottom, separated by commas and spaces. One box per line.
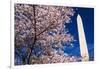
64, 7, 94, 60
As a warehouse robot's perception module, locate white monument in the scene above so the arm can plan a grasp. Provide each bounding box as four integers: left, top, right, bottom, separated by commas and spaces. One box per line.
77, 14, 89, 61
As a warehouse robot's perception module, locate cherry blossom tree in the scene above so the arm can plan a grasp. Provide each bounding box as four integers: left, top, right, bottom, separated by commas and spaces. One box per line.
14, 4, 80, 65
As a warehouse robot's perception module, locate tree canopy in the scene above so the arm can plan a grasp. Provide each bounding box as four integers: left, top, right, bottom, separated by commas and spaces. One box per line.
14, 4, 81, 65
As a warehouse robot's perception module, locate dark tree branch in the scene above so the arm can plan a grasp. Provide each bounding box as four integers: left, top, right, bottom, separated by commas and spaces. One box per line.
36, 24, 52, 36
27, 5, 37, 64
37, 21, 60, 36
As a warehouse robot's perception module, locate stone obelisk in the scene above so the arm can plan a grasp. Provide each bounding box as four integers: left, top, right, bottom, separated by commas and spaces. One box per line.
77, 14, 89, 61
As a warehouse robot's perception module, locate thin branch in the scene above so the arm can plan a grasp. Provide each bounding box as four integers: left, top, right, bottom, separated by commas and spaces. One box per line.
36, 24, 53, 36
37, 22, 60, 36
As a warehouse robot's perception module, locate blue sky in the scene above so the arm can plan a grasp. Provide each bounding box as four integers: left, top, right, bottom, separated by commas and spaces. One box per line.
64, 7, 94, 60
